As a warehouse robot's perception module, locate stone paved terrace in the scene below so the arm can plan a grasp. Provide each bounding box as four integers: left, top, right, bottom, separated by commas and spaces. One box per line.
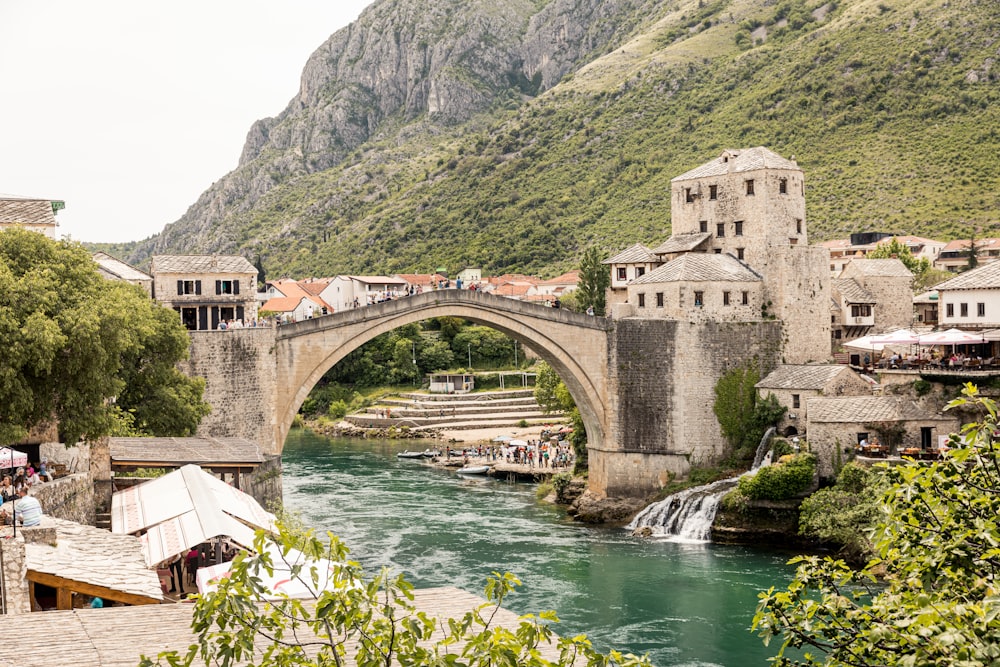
0, 586, 564, 667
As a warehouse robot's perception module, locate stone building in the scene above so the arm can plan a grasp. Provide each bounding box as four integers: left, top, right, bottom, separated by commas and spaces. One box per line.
934, 259, 1000, 330
755, 364, 872, 438
608, 146, 831, 363
151, 255, 259, 330
805, 396, 957, 478
0, 195, 63, 238
832, 259, 913, 341
603, 243, 659, 307
93, 251, 153, 296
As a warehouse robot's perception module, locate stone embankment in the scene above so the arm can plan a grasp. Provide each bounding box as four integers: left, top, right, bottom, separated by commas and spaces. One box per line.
343, 389, 562, 437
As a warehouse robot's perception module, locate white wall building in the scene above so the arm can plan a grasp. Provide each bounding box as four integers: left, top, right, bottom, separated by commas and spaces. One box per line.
935, 260, 1000, 329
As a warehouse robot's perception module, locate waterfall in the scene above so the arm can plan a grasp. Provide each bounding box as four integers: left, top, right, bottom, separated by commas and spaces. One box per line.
627, 430, 777, 542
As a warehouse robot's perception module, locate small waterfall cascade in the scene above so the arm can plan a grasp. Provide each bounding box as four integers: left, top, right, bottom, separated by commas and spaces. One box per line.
627, 428, 777, 542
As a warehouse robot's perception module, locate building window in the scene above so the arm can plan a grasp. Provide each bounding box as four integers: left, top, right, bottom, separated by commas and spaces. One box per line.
736, 247, 745, 260
978, 302, 986, 317
796, 218, 803, 234
694, 291, 704, 307
714, 248, 722, 254
617, 267, 627, 281
178, 280, 201, 295
716, 223, 725, 237
723, 291, 731, 306
656, 292, 664, 307
699, 220, 708, 233
709, 184, 718, 200
685, 188, 694, 203
960, 303, 969, 317
946, 303, 954, 317
216, 279, 240, 295
779, 178, 788, 194
734, 220, 743, 236
834, 329, 842, 339
745, 179, 755, 195
635, 267, 645, 278
638, 293, 646, 308
792, 394, 800, 409
851, 304, 872, 317
742, 291, 749, 305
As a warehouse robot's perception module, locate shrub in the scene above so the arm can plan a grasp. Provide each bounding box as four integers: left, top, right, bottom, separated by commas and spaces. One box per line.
737, 453, 816, 500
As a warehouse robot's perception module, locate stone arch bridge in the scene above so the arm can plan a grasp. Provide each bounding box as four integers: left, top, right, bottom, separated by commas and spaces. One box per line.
273, 291, 610, 456
182, 290, 785, 498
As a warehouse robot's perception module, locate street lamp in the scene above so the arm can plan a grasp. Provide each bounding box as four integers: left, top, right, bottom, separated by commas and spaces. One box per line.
467, 343, 472, 369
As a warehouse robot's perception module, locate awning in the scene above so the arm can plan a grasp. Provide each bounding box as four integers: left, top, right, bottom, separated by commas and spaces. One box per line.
112, 464, 275, 566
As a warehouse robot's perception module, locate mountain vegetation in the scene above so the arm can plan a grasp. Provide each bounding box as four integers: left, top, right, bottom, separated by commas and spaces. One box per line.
126, 0, 997, 280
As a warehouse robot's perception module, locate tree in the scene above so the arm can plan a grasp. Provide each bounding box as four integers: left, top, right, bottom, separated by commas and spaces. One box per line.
754, 384, 1000, 666
576, 246, 610, 316
867, 238, 930, 290
0, 229, 208, 444
140, 524, 651, 667
713, 364, 784, 464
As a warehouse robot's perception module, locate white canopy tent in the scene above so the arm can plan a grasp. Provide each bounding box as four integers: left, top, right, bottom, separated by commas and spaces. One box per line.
111, 464, 276, 567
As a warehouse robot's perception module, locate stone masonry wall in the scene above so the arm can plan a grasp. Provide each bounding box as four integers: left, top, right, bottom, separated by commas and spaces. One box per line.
242, 455, 283, 511
598, 318, 783, 497
0, 532, 29, 614
30, 473, 94, 525
180, 328, 278, 453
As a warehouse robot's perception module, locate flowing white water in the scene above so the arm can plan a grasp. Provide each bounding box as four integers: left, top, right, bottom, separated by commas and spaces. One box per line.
627, 429, 777, 542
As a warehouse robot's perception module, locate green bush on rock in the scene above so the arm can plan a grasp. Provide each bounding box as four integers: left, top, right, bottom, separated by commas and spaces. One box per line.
737, 454, 816, 501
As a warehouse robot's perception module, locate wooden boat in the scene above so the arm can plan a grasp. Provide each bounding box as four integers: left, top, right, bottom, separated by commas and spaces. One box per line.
457, 465, 490, 475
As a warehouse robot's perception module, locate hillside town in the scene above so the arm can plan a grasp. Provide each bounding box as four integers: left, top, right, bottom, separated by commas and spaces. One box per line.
0, 148, 998, 663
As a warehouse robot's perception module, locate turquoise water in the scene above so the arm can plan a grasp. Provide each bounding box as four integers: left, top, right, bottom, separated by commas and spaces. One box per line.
281, 429, 798, 666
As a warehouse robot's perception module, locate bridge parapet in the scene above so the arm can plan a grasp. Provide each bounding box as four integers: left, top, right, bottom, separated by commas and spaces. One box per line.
276, 290, 608, 340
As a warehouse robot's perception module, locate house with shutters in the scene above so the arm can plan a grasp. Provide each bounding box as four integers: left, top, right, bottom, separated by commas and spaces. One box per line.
151, 255, 258, 330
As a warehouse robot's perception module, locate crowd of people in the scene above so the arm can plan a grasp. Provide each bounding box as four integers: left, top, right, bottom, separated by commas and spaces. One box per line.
447, 440, 574, 469
0, 463, 50, 526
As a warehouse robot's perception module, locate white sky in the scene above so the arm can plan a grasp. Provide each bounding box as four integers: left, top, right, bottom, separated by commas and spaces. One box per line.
0, 0, 375, 243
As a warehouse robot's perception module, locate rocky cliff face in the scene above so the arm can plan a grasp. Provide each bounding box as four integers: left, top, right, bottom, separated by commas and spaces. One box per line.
146, 0, 665, 257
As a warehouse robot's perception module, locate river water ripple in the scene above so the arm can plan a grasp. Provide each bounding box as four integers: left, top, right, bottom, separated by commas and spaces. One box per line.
281, 429, 797, 666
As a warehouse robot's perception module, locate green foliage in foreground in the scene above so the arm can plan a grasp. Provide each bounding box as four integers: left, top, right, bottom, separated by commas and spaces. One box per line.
140, 524, 652, 667
796, 463, 884, 564
737, 453, 816, 501
0, 229, 208, 444
754, 385, 1000, 666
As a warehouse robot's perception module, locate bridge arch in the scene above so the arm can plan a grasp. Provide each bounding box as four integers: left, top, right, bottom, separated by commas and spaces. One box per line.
273, 291, 610, 456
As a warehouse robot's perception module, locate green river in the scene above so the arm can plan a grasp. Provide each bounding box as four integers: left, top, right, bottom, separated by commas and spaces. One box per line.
282, 428, 799, 666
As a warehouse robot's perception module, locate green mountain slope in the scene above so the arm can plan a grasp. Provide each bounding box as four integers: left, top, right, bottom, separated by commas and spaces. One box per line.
133, 0, 999, 279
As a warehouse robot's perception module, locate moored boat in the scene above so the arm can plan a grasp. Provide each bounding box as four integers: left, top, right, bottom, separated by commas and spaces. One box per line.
457, 465, 490, 475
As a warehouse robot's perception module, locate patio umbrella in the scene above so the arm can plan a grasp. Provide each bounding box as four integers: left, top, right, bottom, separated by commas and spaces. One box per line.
492, 435, 512, 442
843, 333, 887, 352
0, 447, 28, 469
876, 328, 921, 345
918, 328, 985, 346
508, 439, 528, 447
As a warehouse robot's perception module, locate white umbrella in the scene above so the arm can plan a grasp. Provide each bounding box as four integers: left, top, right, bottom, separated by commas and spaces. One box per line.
197, 542, 345, 600
843, 334, 887, 352
0, 447, 28, 469
918, 328, 985, 346
508, 439, 528, 447
492, 435, 512, 442
877, 328, 921, 345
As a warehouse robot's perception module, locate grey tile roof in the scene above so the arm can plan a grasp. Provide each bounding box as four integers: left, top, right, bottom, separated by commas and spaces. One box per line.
846, 258, 913, 278
671, 147, 800, 182
109, 437, 265, 466
755, 365, 857, 390
651, 232, 713, 255
631, 252, 762, 284
935, 259, 1000, 290
93, 252, 152, 282
0, 196, 59, 225
25, 517, 162, 601
806, 396, 947, 424
151, 254, 257, 275
602, 243, 657, 264
835, 278, 876, 303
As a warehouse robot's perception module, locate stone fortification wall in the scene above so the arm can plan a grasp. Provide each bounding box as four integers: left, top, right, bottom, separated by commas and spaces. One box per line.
593, 318, 783, 497
180, 328, 278, 453
766, 246, 831, 363
30, 473, 94, 525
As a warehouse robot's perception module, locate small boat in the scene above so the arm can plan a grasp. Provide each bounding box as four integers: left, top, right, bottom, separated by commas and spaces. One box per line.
397, 449, 440, 459
457, 465, 490, 475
